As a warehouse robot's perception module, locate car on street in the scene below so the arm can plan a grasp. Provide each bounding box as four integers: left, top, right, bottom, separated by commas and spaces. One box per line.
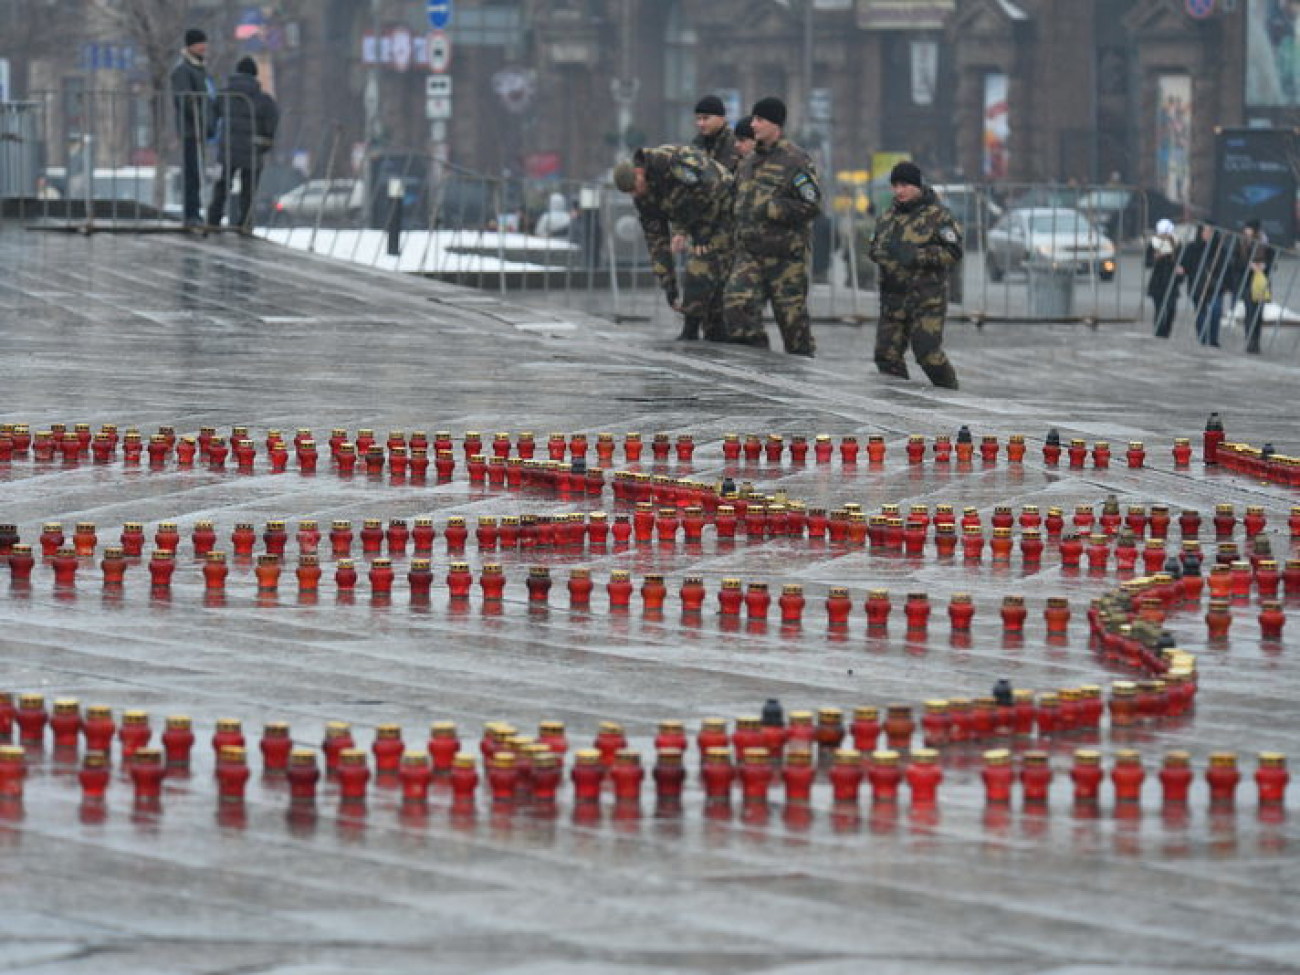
272, 178, 364, 224
931, 183, 1002, 249
1074, 187, 1190, 243
985, 207, 1117, 281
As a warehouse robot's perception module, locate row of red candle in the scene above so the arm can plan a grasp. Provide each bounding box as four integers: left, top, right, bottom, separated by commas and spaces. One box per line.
0, 419, 1238, 473
7, 548, 1288, 641
7, 499, 1294, 566
3, 738, 1285, 814
3, 675, 1201, 787
1215, 441, 1300, 488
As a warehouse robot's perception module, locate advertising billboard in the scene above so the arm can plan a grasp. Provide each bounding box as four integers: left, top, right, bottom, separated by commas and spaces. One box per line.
1246, 0, 1300, 106
1213, 127, 1297, 246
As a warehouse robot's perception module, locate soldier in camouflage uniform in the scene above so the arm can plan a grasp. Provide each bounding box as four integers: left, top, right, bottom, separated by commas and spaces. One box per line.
613, 144, 734, 341
692, 94, 741, 172
869, 161, 962, 389
732, 116, 756, 162
722, 97, 821, 357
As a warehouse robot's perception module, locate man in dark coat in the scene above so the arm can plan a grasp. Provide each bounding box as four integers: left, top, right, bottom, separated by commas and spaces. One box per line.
1181, 223, 1228, 347
208, 57, 279, 230
1146, 219, 1183, 339
170, 28, 213, 228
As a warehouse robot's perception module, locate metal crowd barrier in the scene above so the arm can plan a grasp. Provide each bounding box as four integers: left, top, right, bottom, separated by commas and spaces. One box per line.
23, 93, 1287, 353
1145, 224, 1300, 359
0, 88, 272, 231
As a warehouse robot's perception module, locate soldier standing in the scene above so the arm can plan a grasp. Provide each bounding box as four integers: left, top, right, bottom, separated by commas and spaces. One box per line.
733, 116, 756, 162
722, 97, 821, 357
613, 144, 734, 342
692, 95, 740, 172
869, 161, 962, 388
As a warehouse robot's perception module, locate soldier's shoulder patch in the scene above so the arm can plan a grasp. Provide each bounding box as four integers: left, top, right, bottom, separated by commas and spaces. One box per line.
671, 160, 702, 186
940, 226, 959, 244
792, 171, 819, 203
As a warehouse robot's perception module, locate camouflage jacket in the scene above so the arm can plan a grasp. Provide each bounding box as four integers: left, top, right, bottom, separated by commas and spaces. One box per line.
634, 145, 734, 296
693, 125, 740, 172
732, 138, 821, 259
869, 187, 963, 294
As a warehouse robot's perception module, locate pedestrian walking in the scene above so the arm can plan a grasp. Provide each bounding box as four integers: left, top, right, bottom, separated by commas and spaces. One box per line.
691, 95, 740, 172
170, 28, 215, 231
722, 97, 821, 356
1147, 218, 1184, 339
1236, 218, 1274, 354
613, 144, 734, 341
868, 161, 962, 388
1181, 223, 1228, 347
207, 57, 279, 232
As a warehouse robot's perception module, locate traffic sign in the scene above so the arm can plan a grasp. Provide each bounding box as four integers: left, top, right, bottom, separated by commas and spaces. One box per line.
425, 97, 452, 120
427, 0, 451, 29
391, 27, 412, 72
1185, 0, 1214, 16
426, 75, 453, 98
428, 30, 451, 73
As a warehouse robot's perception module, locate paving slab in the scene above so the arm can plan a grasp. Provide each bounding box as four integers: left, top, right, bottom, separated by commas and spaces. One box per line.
1, 225, 1299, 973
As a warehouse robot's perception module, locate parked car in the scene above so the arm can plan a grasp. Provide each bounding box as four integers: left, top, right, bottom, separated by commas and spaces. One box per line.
272, 178, 364, 224
931, 183, 1003, 249
985, 207, 1117, 280
1075, 187, 1190, 243
45, 165, 184, 218
251, 163, 305, 224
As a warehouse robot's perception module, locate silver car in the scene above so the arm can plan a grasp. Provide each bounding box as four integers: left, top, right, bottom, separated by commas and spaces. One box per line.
985, 207, 1117, 281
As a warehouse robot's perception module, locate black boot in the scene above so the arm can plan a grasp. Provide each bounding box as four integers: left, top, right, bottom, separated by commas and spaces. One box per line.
728, 331, 770, 349
922, 362, 959, 390
676, 318, 701, 341
875, 358, 910, 380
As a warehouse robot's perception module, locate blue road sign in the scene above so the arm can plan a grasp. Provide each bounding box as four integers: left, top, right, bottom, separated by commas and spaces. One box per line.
1185, 0, 1214, 18
428, 0, 451, 29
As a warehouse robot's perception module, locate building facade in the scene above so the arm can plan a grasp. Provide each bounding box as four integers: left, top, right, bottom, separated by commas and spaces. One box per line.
0, 0, 1287, 216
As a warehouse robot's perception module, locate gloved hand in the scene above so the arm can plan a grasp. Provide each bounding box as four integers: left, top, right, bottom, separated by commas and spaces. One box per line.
888, 241, 917, 268
665, 283, 681, 310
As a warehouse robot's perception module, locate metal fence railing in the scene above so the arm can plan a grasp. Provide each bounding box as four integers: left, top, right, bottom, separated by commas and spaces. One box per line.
1144, 224, 1300, 358
7, 89, 1298, 357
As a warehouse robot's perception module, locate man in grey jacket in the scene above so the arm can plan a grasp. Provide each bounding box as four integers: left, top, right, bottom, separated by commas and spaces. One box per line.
170, 28, 213, 229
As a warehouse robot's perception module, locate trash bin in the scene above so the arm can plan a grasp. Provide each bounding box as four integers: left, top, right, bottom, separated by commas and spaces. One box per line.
1026, 259, 1075, 318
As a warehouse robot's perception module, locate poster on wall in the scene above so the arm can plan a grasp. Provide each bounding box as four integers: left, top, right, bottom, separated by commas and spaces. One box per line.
1156, 74, 1191, 204
982, 73, 1008, 180
1246, 0, 1300, 106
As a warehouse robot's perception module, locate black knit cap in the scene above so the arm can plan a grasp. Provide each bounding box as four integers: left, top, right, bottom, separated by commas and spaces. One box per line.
184, 28, 207, 47
236, 56, 258, 77
694, 95, 726, 117
889, 161, 923, 188
751, 96, 787, 128
734, 115, 755, 140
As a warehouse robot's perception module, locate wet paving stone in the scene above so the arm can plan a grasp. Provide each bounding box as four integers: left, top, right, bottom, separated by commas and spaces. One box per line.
0, 226, 1298, 973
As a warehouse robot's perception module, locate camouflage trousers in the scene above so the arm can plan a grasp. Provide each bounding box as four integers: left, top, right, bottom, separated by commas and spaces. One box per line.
875, 288, 958, 388
681, 226, 734, 341
722, 247, 815, 356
